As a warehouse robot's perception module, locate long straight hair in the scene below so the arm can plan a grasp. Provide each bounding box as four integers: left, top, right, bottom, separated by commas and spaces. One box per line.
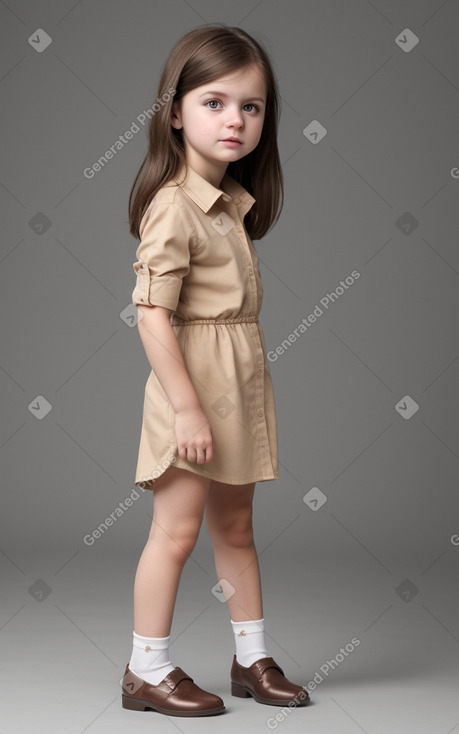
128, 24, 283, 241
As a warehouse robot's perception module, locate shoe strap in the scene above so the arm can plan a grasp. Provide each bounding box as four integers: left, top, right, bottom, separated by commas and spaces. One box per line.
162, 666, 193, 691
251, 656, 284, 678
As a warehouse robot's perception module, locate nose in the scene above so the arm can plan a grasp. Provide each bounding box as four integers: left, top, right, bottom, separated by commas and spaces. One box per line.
225, 106, 244, 128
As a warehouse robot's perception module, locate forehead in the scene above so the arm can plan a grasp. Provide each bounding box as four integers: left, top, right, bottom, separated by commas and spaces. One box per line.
195, 65, 266, 97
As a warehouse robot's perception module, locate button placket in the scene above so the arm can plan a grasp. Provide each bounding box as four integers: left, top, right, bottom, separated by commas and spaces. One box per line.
218, 192, 274, 478
230, 204, 273, 477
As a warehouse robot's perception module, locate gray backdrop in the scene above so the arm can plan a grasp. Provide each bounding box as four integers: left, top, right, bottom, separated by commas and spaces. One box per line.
1, 1, 458, 732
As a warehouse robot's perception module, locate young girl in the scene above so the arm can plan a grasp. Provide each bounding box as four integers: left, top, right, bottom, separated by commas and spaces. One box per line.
121, 24, 310, 717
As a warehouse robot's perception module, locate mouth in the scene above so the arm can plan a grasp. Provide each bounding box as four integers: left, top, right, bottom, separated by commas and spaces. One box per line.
221, 137, 242, 143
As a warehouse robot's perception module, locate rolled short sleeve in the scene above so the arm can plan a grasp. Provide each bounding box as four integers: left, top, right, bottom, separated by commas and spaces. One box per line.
132, 198, 192, 311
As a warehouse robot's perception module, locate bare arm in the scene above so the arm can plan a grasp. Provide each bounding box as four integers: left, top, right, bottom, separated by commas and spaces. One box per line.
136, 305, 213, 464
137, 304, 199, 413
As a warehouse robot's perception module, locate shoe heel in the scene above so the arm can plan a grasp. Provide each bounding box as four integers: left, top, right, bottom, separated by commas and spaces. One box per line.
231, 682, 251, 698
122, 694, 148, 711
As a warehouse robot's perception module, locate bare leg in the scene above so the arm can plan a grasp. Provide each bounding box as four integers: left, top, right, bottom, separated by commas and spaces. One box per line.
204, 480, 263, 622
133, 466, 211, 637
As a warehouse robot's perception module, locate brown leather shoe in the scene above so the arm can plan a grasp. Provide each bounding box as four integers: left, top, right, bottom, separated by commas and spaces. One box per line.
231, 655, 310, 706
121, 663, 225, 716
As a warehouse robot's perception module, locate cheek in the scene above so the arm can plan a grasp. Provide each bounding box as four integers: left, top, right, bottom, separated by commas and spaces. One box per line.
195, 115, 216, 137
189, 109, 215, 133
256, 117, 266, 136
247, 119, 263, 139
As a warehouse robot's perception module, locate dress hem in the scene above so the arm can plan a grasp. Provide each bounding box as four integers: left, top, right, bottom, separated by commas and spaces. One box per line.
135, 456, 279, 489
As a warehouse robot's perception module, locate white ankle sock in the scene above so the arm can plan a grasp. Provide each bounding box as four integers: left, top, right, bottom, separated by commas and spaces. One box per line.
231, 617, 268, 667
129, 631, 176, 686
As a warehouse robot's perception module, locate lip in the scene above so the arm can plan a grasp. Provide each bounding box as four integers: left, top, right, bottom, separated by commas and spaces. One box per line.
221, 137, 242, 143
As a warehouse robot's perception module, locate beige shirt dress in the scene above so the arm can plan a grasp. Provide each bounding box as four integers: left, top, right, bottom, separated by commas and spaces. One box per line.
131, 163, 280, 489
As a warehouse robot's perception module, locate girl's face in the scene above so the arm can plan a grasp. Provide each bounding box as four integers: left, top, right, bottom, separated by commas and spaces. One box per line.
171, 63, 266, 185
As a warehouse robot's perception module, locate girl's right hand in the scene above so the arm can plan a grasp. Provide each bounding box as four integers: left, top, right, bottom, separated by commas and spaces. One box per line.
174, 407, 213, 464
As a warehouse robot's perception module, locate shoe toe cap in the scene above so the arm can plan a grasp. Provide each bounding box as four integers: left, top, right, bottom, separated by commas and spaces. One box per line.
169, 680, 224, 711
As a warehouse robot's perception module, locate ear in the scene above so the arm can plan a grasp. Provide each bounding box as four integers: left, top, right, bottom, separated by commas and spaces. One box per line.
170, 100, 182, 130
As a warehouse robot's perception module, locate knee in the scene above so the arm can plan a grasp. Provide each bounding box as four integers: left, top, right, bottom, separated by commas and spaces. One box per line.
206, 513, 254, 548
151, 520, 201, 563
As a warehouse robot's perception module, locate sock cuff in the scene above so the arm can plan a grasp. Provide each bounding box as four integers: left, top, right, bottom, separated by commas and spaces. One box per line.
231, 618, 264, 634
133, 631, 171, 649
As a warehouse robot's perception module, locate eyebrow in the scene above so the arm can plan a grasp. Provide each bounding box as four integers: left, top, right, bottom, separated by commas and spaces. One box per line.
199, 91, 265, 103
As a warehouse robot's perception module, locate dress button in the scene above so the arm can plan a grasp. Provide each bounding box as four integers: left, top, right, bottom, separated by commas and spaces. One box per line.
248, 266, 254, 275
257, 368, 263, 376
257, 408, 264, 418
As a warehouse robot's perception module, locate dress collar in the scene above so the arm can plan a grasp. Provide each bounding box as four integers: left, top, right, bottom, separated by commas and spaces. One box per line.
172, 163, 256, 218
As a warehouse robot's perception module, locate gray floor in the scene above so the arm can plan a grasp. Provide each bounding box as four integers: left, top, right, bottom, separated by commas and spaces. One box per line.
1, 549, 458, 734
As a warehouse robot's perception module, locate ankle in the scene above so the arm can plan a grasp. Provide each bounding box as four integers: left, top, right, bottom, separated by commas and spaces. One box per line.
231, 617, 268, 667
129, 630, 175, 686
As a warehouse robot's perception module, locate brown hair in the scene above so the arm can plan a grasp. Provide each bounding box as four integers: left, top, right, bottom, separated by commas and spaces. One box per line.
128, 24, 283, 241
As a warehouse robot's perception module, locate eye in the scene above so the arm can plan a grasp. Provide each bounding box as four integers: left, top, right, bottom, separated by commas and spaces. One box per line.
204, 99, 260, 112
205, 99, 222, 109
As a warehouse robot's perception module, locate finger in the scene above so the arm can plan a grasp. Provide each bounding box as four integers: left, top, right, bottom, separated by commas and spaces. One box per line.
187, 447, 197, 464
195, 448, 206, 464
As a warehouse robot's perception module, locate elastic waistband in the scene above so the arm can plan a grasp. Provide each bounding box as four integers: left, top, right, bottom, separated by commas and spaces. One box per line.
171, 315, 259, 326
